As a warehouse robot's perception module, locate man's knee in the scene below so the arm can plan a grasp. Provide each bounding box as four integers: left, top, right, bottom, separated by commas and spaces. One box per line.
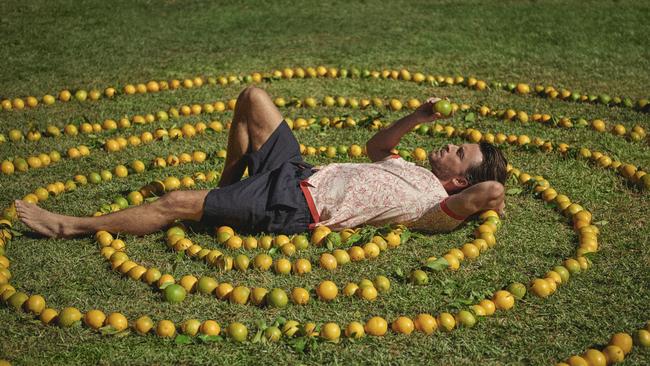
159, 191, 206, 220
238, 86, 271, 108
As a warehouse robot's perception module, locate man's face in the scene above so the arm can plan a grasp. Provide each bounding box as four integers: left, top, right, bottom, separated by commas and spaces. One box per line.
428, 143, 483, 182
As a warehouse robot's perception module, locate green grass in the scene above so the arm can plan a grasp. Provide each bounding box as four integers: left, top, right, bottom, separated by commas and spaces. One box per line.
1, 0, 649, 365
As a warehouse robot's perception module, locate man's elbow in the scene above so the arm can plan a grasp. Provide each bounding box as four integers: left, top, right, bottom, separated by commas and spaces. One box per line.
484, 181, 504, 207
365, 143, 380, 162
486, 181, 504, 197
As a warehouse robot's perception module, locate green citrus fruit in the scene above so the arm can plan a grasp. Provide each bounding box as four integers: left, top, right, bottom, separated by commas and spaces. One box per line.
456, 310, 476, 328
264, 326, 282, 342
197, 276, 218, 295
409, 269, 428, 285
227, 322, 248, 342
508, 282, 527, 299
434, 100, 452, 116
163, 284, 186, 304
267, 288, 288, 308
8, 291, 29, 310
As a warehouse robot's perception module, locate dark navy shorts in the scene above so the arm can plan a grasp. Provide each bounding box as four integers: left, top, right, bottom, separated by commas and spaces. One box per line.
200, 121, 315, 234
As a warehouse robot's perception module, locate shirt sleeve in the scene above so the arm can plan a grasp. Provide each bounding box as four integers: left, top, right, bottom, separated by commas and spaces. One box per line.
375, 154, 402, 163
416, 198, 465, 233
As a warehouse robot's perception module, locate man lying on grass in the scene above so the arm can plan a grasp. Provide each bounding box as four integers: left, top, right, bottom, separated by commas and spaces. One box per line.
15, 86, 507, 238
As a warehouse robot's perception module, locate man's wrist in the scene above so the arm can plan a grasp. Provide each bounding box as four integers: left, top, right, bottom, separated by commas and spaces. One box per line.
410, 112, 433, 124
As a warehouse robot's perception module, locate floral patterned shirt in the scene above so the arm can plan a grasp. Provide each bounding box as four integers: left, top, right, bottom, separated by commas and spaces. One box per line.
299, 155, 465, 232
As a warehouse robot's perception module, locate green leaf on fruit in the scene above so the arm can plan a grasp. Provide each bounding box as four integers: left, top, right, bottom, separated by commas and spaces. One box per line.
506, 188, 523, 195
424, 257, 449, 271
197, 334, 222, 343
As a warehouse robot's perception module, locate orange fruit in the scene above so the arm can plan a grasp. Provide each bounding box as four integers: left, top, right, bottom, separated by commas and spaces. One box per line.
280, 243, 296, 256
233, 255, 250, 272
316, 281, 338, 301
291, 287, 310, 305
250, 287, 268, 306
215, 283, 234, 300
414, 313, 437, 334
273, 258, 292, 274
384, 232, 401, 248
437, 312, 456, 332
357, 286, 378, 301
226, 235, 243, 249
345, 321, 365, 338
321, 322, 341, 342
343, 283, 359, 297
253, 253, 273, 271
40, 308, 58, 325
319, 253, 338, 270
471, 305, 487, 316
177, 275, 198, 293
461, 243, 480, 259
134, 316, 154, 335
363, 242, 380, 258
364, 316, 388, 336
106, 312, 128, 331
283, 258, 311, 275
156, 320, 176, 338
391, 316, 415, 335
582, 349, 607, 366
83, 309, 106, 329
143, 268, 161, 285
243, 236, 258, 249
531, 278, 551, 298
609, 332, 633, 354
493, 290, 515, 310
443, 254, 460, 271
200, 320, 221, 336
23, 294, 46, 315
479, 299, 496, 316
259, 235, 273, 249
274, 234, 290, 247
58, 307, 82, 327
348, 246, 365, 261
228, 286, 250, 305
566, 356, 588, 366
602, 345, 624, 364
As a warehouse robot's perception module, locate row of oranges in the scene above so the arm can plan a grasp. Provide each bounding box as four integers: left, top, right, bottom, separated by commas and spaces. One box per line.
1, 92, 644, 150
1, 66, 647, 113
557, 326, 650, 365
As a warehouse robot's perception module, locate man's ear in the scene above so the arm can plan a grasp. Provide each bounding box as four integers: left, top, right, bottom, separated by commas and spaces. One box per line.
451, 176, 469, 190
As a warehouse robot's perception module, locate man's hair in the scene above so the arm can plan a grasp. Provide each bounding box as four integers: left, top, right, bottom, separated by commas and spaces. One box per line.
465, 142, 508, 185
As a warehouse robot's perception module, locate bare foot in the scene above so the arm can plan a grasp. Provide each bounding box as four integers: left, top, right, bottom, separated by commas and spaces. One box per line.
14, 200, 78, 238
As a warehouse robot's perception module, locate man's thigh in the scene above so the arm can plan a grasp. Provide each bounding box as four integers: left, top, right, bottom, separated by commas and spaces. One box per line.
245, 120, 305, 176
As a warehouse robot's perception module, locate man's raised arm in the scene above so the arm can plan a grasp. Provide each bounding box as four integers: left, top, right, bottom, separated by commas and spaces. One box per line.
445, 181, 505, 218
366, 97, 444, 162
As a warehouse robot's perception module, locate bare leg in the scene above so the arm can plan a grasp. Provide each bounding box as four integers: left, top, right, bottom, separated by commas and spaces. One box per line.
219, 86, 284, 187
15, 190, 209, 238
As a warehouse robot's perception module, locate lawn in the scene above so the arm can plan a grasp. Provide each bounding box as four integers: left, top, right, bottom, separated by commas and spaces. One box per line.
0, 0, 649, 365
